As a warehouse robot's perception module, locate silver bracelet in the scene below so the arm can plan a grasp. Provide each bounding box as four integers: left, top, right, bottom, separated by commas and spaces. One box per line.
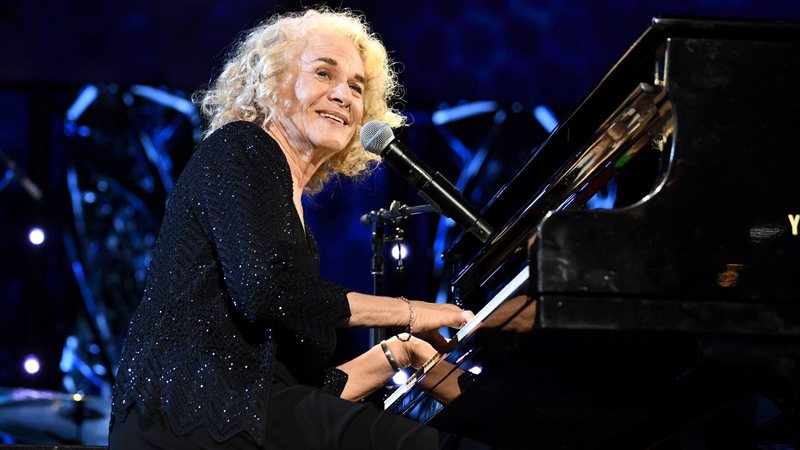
398, 296, 413, 341
380, 340, 402, 372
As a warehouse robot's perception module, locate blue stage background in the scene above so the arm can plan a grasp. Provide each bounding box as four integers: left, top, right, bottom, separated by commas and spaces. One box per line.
0, 2, 799, 443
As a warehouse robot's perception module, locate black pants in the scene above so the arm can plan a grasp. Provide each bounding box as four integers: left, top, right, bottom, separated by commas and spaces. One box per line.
110, 381, 489, 449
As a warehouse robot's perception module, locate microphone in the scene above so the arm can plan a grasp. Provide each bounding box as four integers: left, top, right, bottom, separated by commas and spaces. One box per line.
360, 120, 493, 243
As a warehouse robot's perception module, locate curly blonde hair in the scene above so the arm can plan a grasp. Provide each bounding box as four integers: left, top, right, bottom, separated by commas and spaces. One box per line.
196, 7, 405, 192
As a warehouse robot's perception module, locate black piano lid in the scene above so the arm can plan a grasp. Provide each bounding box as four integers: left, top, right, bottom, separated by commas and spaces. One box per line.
444, 16, 800, 262
529, 20, 800, 334
444, 17, 800, 306
388, 18, 800, 450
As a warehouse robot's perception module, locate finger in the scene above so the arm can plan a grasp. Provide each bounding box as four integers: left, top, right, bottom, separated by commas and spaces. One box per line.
449, 309, 474, 330
416, 330, 449, 353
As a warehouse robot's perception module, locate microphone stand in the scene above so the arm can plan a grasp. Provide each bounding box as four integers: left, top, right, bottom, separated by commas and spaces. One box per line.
361, 201, 436, 347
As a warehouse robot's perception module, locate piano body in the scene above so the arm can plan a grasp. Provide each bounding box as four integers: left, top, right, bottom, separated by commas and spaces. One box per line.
385, 18, 800, 449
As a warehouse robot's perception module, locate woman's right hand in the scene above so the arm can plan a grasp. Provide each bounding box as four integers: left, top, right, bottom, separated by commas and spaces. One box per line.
389, 333, 464, 405
390, 333, 438, 368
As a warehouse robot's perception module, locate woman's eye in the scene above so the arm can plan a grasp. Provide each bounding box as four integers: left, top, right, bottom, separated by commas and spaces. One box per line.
350, 84, 363, 95
316, 70, 329, 78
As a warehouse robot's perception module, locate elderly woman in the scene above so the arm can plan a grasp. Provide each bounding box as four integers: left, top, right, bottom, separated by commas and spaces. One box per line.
109, 7, 486, 450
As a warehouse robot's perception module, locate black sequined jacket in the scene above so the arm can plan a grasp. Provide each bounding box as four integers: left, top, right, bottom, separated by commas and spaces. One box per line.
111, 121, 352, 444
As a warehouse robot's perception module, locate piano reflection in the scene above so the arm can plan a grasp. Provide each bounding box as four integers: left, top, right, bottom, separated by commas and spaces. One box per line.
385, 17, 800, 450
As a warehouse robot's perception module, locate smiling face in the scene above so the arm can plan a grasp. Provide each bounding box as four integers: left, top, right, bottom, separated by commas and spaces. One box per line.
274, 31, 366, 159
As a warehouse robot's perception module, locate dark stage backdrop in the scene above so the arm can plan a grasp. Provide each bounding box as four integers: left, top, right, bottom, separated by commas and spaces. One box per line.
0, 0, 799, 409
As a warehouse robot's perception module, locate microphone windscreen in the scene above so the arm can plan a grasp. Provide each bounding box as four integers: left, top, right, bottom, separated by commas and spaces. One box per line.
360, 120, 395, 155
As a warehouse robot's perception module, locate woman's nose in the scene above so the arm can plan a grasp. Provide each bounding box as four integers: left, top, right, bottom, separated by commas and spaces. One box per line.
329, 82, 352, 105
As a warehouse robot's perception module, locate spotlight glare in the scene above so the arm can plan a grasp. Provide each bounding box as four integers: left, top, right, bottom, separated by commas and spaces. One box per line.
468, 365, 483, 375
392, 370, 409, 385
23, 356, 40, 374
390, 244, 409, 260
28, 227, 45, 245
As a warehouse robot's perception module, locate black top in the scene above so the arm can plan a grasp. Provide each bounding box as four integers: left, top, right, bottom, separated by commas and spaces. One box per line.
111, 121, 352, 445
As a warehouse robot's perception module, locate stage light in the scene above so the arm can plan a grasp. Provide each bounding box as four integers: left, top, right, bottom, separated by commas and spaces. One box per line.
432, 101, 498, 125
63, 375, 77, 392
93, 364, 107, 376
390, 243, 409, 260
23, 355, 40, 374
66, 85, 98, 122
392, 369, 409, 385
28, 227, 45, 245
131, 85, 195, 116
63, 121, 92, 137
534, 105, 558, 132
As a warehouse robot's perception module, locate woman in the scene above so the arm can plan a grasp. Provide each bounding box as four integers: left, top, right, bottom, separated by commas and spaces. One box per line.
109, 7, 486, 450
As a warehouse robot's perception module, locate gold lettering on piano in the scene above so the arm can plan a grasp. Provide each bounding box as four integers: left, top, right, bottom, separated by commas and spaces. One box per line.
789, 214, 800, 236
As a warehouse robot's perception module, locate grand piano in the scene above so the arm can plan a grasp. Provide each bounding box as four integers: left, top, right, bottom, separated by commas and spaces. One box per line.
384, 18, 800, 449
